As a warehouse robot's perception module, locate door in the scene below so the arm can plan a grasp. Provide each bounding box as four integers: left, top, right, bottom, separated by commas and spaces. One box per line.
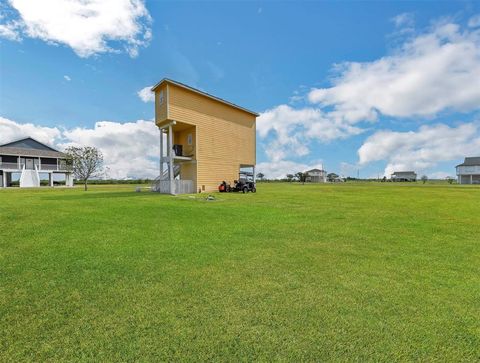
26, 158, 34, 169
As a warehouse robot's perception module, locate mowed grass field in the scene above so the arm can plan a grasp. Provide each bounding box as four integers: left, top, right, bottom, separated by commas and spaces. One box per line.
1, 183, 479, 361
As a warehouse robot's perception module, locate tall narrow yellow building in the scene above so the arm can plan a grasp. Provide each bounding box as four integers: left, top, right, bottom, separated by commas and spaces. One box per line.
152, 79, 257, 194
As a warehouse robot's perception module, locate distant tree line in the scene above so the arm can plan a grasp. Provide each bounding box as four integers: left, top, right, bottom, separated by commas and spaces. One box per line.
256, 172, 457, 183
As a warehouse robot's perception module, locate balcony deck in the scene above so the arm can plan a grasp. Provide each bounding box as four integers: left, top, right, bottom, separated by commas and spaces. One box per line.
0, 162, 69, 172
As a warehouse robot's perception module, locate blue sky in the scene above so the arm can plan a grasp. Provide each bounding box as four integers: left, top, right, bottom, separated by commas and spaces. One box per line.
1, 0, 479, 179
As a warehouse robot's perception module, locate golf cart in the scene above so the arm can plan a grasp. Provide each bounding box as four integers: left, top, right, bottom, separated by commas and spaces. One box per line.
218, 171, 257, 193
232, 171, 256, 193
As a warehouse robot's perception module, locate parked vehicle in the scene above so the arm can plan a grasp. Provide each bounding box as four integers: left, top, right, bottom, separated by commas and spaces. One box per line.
218, 181, 231, 192
217, 172, 256, 193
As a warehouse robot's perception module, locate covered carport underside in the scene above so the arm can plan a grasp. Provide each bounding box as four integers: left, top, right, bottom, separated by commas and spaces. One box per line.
459, 174, 480, 184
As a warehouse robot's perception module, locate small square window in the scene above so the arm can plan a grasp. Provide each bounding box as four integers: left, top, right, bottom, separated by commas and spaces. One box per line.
159, 90, 164, 104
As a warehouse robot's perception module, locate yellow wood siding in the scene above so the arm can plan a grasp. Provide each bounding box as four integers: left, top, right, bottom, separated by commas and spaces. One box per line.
154, 81, 256, 193
155, 84, 168, 124
173, 125, 196, 159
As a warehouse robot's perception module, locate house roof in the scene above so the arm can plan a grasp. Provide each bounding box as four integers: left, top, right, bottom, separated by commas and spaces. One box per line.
0, 137, 66, 158
151, 78, 259, 117
391, 171, 416, 175
306, 168, 325, 173
456, 157, 480, 167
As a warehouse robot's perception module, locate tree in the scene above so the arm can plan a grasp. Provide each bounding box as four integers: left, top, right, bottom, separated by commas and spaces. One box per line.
421, 175, 428, 184
256, 172, 265, 181
296, 172, 308, 184
446, 176, 454, 184
65, 146, 104, 191
286, 174, 294, 182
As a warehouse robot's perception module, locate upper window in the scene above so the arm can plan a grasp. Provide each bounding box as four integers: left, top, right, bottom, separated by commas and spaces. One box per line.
187, 133, 193, 145
159, 90, 164, 105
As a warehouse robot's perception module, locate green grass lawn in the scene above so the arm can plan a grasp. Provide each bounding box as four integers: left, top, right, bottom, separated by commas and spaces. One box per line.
1, 183, 479, 361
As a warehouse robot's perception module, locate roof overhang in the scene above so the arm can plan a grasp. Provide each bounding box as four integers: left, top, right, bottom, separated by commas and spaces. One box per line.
151, 78, 259, 117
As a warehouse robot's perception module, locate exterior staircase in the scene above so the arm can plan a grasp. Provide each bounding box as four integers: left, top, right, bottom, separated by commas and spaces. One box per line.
151, 164, 181, 193
19, 165, 40, 187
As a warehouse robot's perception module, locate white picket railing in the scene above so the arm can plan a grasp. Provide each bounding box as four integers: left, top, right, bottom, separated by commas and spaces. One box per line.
0, 162, 68, 171
0, 162, 20, 169
152, 179, 195, 194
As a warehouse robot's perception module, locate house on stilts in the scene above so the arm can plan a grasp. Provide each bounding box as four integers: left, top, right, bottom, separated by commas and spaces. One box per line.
151, 79, 258, 194
0, 137, 73, 188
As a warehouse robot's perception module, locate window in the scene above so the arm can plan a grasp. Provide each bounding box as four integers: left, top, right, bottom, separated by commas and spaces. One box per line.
159, 90, 164, 105
187, 133, 193, 145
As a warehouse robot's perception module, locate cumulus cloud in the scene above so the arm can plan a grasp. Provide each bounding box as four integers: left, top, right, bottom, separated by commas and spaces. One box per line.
308, 21, 480, 122
258, 104, 363, 162
358, 122, 480, 176
1, 116, 160, 179
257, 17, 480, 175
0, 0, 152, 58
468, 14, 480, 28
63, 75, 71, 81
137, 86, 154, 102
256, 159, 325, 180
0, 116, 61, 145
391, 12, 415, 29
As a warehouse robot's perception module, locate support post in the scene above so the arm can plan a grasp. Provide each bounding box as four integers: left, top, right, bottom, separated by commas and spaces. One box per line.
471, 174, 473, 185
253, 165, 256, 183
65, 173, 73, 187
159, 128, 164, 179
17, 156, 20, 170
2, 172, 6, 188
168, 124, 174, 194
49, 173, 53, 187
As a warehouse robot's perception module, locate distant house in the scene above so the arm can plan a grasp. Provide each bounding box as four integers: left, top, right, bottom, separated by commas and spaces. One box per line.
305, 168, 327, 183
456, 157, 480, 184
391, 171, 417, 182
327, 172, 344, 183
0, 137, 73, 188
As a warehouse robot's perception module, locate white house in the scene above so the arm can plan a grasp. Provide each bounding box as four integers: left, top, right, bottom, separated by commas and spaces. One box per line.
0, 137, 74, 188
456, 157, 480, 184
305, 168, 327, 183
391, 171, 417, 182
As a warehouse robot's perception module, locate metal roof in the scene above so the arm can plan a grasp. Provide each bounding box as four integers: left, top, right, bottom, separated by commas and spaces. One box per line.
0, 146, 66, 158
456, 157, 480, 167
151, 78, 259, 117
0, 137, 65, 158
391, 171, 416, 175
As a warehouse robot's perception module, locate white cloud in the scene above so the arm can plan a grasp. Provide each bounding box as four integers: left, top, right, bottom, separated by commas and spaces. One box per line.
63, 75, 71, 81
257, 17, 480, 172
0, 116, 61, 145
256, 159, 324, 180
358, 122, 480, 176
137, 86, 154, 103
0, 0, 152, 58
468, 14, 480, 28
308, 21, 480, 122
1, 116, 160, 179
60, 120, 159, 178
391, 12, 415, 29
429, 171, 453, 179
258, 104, 363, 162
0, 20, 22, 40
